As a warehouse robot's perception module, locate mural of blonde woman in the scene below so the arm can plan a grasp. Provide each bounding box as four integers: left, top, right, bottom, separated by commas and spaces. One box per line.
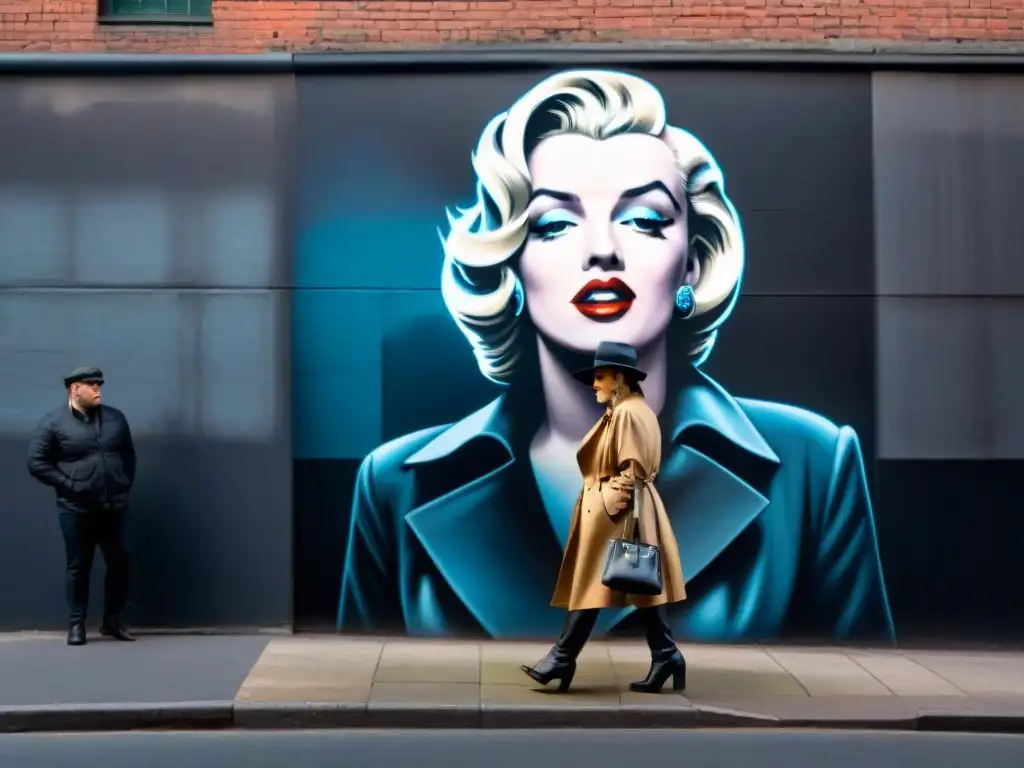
337, 69, 895, 643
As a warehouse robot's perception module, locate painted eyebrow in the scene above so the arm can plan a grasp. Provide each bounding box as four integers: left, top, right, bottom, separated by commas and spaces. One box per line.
619, 181, 682, 213
529, 188, 580, 204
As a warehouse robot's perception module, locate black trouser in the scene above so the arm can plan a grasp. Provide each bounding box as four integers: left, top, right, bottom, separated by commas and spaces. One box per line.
554, 605, 680, 662
58, 508, 130, 625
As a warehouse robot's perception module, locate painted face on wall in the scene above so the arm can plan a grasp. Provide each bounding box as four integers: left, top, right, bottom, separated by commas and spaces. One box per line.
518, 132, 691, 355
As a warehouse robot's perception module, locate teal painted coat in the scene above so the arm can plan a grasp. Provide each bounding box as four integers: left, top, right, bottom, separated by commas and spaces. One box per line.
338, 368, 896, 643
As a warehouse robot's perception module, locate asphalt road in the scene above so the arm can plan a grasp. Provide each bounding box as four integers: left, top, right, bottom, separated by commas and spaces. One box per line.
2, 729, 1023, 767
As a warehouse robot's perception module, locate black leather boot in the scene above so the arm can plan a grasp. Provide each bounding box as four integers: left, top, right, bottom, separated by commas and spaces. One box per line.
630, 606, 686, 693
100, 617, 136, 642
520, 609, 598, 693
67, 623, 87, 646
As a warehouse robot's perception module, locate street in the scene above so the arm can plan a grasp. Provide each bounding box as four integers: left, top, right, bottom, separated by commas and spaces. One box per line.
2, 729, 1023, 767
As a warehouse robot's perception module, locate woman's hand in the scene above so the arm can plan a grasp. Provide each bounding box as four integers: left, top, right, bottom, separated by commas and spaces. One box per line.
602, 473, 636, 516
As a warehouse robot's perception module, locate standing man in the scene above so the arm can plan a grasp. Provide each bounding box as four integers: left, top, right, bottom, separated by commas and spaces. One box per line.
27, 367, 137, 646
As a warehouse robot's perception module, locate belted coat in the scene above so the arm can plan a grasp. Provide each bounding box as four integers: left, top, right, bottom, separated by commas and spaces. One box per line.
551, 392, 687, 610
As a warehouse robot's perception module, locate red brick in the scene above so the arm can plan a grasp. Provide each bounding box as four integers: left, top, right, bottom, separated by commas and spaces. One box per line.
0, 0, 1018, 53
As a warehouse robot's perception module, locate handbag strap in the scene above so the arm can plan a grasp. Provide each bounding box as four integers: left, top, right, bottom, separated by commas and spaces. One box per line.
620, 470, 660, 545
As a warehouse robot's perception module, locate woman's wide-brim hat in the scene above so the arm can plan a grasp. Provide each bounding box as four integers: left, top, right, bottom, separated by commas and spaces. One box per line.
572, 341, 648, 384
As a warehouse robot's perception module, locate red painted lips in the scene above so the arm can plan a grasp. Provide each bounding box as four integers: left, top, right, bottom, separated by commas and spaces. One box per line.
571, 278, 636, 322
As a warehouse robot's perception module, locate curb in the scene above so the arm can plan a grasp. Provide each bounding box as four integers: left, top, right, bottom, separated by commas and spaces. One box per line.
0, 702, 233, 733
2, 702, 1024, 734
917, 712, 1024, 733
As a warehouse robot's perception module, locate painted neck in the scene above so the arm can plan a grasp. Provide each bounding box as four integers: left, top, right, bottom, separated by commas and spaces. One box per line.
534, 335, 668, 443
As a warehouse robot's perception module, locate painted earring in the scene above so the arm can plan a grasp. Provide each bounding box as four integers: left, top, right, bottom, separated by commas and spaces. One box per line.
512, 277, 525, 317
674, 284, 696, 319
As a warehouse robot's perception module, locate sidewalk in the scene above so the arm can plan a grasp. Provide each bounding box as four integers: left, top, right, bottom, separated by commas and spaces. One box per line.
2, 632, 1024, 733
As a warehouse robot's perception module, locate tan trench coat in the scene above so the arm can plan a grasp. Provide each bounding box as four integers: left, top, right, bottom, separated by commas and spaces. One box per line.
551, 393, 687, 610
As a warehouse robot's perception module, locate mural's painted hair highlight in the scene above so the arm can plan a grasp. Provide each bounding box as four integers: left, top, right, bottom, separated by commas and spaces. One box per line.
440, 69, 745, 384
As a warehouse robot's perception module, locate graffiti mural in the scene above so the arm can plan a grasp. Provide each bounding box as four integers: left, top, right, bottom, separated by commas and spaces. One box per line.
306, 69, 894, 642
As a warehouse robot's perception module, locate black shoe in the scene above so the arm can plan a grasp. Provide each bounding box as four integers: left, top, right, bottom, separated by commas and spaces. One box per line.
629, 654, 686, 693
100, 619, 136, 642
520, 655, 577, 693
519, 609, 596, 693
67, 623, 87, 646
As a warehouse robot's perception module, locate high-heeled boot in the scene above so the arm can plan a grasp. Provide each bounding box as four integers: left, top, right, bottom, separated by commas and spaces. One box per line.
520, 609, 598, 693
630, 605, 687, 693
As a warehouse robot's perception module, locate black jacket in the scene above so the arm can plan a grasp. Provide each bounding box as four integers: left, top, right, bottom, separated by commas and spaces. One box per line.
27, 404, 136, 513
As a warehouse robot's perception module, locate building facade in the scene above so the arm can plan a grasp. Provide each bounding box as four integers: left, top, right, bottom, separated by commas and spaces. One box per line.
2, 0, 1022, 54
0, 1, 1023, 644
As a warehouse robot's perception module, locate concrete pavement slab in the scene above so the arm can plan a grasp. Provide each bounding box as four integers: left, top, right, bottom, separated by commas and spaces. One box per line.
369, 682, 480, 706
481, 642, 553, 685
481, 682, 619, 707
904, 651, 1024, 695
766, 648, 892, 696
235, 637, 380, 701
375, 640, 480, 684
847, 651, 965, 696
670, 644, 808, 697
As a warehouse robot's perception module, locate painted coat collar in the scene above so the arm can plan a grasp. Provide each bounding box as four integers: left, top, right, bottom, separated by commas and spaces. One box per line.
406, 368, 779, 466
400, 368, 781, 639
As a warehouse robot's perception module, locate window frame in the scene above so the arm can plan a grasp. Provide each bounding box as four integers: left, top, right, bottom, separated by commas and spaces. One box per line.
97, 0, 213, 26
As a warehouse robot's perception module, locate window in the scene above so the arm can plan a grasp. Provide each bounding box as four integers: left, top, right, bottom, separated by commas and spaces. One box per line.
98, 0, 213, 25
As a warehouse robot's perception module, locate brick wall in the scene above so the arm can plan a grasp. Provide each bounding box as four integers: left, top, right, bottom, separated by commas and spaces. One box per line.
1, 0, 1022, 54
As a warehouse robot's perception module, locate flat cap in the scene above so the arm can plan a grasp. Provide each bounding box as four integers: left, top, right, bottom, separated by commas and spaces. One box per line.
64, 366, 105, 388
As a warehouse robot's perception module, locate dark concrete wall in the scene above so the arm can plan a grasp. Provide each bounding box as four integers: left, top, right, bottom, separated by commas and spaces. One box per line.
870, 72, 1024, 638
0, 75, 295, 630
2, 58, 1023, 643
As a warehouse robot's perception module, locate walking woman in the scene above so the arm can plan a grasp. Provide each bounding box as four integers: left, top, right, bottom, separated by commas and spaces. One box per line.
521, 341, 688, 694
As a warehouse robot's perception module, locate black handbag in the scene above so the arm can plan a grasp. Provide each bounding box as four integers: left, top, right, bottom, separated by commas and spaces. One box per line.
600, 479, 663, 596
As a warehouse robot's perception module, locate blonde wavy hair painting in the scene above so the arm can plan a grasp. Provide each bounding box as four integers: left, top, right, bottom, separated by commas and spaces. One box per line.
439, 69, 745, 385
